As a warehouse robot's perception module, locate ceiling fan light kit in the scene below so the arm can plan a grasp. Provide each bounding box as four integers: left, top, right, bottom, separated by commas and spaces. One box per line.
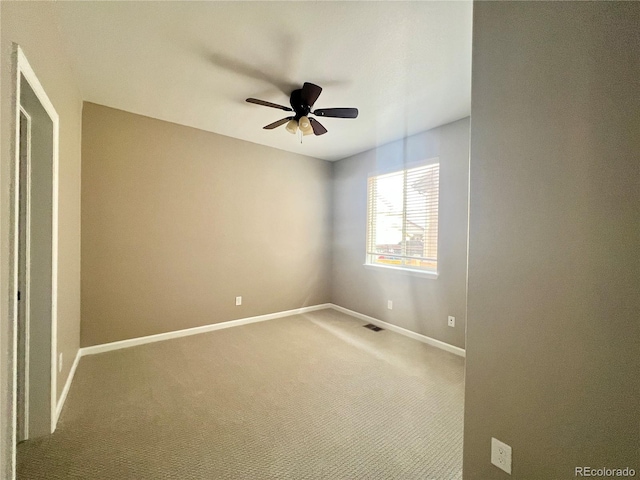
299, 116, 311, 131
285, 119, 298, 134
246, 82, 359, 139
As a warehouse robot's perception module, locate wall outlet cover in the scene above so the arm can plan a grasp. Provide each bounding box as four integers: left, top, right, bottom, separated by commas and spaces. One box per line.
387, 300, 393, 310
235, 296, 242, 306
491, 437, 512, 475
448, 316, 455, 327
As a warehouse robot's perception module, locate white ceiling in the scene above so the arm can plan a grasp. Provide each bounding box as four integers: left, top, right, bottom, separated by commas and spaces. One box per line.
55, 1, 472, 161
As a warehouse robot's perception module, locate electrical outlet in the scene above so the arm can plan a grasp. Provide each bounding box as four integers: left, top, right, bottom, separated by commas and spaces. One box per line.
387, 300, 393, 310
235, 296, 242, 306
58, 353, 63, 373
491, 437, 512, 475
448, 316, 455, 327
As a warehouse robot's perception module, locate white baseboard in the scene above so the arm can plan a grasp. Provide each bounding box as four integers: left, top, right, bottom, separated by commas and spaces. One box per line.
80, 303, 333, 357
329, 304, 466, 357
54, 348, 81, 427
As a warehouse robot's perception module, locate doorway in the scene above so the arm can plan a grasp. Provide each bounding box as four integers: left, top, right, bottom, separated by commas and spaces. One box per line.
10, 45, 60, 457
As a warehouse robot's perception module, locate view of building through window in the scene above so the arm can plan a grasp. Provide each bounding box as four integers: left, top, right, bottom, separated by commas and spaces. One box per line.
366, 162, 439, 272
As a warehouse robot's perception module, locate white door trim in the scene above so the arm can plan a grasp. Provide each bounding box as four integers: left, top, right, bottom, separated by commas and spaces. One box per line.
9, 43, 60, 478
17, 106, 32, 443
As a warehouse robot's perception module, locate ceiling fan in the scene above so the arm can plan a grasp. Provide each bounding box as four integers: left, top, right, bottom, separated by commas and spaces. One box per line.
246, 82, 358, 136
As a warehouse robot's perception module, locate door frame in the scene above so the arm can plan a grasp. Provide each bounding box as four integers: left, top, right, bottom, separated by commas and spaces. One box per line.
17, 106, 32, 443
8, 43, 60, 474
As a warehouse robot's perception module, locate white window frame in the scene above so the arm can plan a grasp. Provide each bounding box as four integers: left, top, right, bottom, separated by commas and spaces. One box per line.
364, 159, 440, 279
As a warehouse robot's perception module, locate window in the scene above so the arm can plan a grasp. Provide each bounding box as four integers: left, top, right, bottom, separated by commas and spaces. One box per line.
366, 162, 439, 274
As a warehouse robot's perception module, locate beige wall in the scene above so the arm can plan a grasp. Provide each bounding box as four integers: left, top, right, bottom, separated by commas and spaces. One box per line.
1, 0, 83, 472
81, 103, 332, 346
464, 2, 639, 478
331, 118, 469, 349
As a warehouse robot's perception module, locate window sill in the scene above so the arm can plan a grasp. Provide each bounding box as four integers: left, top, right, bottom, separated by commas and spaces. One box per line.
363, 263, 439, 279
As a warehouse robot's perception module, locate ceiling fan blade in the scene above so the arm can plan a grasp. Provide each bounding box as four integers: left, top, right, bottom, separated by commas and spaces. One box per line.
300, 82, 323, 107
313, 108, 359, 119
263, 117, 293, 130
246, 98, 292, 111
309, 117, 328, 136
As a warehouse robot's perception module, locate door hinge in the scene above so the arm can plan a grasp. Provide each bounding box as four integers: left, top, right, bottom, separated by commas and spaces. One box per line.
17, 291, 21, 301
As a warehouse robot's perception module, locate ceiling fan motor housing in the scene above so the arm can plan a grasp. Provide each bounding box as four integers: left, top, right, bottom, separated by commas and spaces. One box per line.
289, 89, 311, 120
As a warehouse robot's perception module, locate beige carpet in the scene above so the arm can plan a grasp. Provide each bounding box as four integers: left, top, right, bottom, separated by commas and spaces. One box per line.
17, 309, 465, 479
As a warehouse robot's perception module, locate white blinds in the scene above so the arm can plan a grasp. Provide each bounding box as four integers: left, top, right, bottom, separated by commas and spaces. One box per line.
366, 163, 439, 272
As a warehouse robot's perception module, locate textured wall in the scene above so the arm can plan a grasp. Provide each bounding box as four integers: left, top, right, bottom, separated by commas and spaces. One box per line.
464, 2, 639, 478
81, 103, 332, 346
331, 118, 469, 349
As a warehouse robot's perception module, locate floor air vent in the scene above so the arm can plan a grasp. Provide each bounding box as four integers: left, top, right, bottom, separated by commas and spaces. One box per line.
364, 324, 383, 332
